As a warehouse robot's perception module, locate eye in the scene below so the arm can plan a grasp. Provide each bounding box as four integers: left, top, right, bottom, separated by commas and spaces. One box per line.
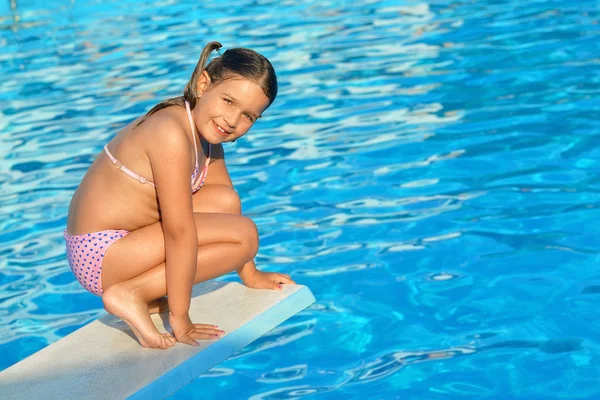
223, 98, 233, 105
244, 113, 255, 122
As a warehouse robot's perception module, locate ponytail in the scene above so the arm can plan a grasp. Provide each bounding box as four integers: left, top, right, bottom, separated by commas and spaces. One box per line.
135, 41, 223, 127
135, 41, 277, 128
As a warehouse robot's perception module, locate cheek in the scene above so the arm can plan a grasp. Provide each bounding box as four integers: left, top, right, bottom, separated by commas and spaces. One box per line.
200, 97, 224, 114
237, 121, 255, 135
209, 100, 224, 114
194, 98, 214, 119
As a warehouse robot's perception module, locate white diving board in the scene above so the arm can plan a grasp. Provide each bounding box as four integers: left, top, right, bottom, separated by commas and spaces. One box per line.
1, 282, 315, 399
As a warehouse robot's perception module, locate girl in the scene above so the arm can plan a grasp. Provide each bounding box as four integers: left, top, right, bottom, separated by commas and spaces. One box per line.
64, 41, 295, 349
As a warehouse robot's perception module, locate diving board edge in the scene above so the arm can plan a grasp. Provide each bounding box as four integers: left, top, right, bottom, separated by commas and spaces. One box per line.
130, 285, 316, 400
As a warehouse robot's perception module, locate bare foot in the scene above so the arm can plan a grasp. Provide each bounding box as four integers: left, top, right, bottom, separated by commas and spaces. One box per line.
148, 297, 169, 314
103, 286, 175, 349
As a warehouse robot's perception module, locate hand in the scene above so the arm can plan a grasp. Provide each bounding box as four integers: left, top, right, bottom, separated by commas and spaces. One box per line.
242, 269, 296, 291
168, 312, 224, 346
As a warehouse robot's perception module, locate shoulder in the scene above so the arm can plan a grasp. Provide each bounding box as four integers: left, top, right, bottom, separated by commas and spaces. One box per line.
139, 107, 191, 161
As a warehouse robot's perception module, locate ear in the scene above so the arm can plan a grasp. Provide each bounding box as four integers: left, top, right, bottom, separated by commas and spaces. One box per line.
196, 70, 212, 97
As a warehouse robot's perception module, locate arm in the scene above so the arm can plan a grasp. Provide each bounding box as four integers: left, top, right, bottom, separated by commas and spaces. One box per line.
147, 118, 197, 317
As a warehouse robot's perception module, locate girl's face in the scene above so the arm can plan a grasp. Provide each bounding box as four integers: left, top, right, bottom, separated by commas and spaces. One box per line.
194, 72, 271, 144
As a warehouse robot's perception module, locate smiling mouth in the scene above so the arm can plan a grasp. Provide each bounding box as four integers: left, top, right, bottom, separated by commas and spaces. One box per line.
213, 121, 230, 137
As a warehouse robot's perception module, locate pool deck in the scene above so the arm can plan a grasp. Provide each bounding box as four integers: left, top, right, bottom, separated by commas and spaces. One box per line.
0, 282, 315, 399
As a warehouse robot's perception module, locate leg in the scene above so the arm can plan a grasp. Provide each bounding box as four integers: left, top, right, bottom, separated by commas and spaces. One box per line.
101, 212, 258, 348
192, 184, 241, 214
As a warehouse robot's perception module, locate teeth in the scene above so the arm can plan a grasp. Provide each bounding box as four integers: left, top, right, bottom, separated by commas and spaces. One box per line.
216, 123, 226, 133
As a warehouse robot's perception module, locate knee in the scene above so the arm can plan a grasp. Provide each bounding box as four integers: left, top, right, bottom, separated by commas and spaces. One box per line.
204, 185, 241, 214
239, 216, 259, 259
221, 186, 242, 214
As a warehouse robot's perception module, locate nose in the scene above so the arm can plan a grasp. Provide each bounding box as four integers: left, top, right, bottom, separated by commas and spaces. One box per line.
224, 111, 240, 129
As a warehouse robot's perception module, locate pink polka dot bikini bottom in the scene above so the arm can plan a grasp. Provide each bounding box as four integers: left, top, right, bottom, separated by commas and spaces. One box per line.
63, 229, 130, 296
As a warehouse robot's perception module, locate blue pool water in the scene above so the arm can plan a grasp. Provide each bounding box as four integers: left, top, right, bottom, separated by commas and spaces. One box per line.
2, 0, 600, 398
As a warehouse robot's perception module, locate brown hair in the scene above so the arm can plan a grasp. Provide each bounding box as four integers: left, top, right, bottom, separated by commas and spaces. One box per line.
136, 41, 278, 127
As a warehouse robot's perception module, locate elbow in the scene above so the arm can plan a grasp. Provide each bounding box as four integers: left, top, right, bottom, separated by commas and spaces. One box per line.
163, 220, 197, 243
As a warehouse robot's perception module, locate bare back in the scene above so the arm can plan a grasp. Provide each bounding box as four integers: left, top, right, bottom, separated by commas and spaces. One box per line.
66, 106, 206, 235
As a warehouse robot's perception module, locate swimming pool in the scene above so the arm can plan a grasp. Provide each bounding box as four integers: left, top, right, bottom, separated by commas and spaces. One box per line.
1, 0, 599, 398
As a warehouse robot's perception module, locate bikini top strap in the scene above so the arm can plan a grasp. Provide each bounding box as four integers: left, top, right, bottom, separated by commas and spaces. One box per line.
184, 101, 200, 169
104, 145, 156, 188
205, 143, 212, 167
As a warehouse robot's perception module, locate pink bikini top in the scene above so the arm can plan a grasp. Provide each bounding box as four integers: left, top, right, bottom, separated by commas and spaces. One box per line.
104, 101, 211, 193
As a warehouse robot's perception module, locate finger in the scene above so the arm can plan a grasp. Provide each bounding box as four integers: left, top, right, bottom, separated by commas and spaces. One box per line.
192, 324, 224, 331
276, 275, 296, 285
190, 330, 223, 340
161, 338, 175, 349
192, 325, 225, 336
162, 333, 176, 345
191, 323, 222, 330
178, 335, 200, 347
